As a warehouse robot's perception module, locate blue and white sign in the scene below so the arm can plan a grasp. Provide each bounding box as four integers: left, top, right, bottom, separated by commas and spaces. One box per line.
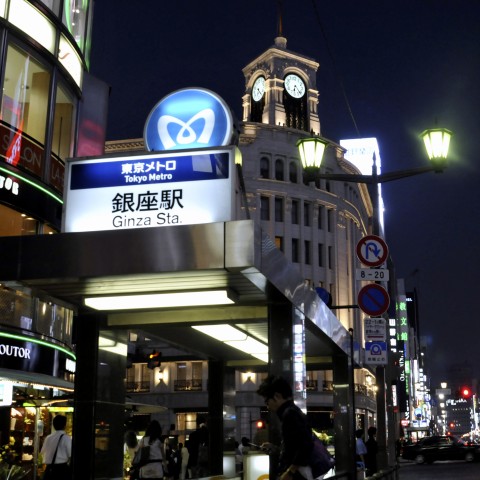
365, 341, 387, 365
144, 88, 234, 151
63, 147, 237, 233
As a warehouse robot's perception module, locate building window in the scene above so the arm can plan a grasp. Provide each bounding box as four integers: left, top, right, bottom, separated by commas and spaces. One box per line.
275, 236, 284, 252
304, 202, 310, 226
318, 243, 324, 267
292, 238, 299, 262
327, 209, 333, 232
175, 361, 202, 391
260, 196, 270, 221
275, 197, 284, 222
304, 240, 311, 265
318, 206, 324, 229
289, 161, 298, 183
1, 44, 51, 179
328, 246, 333, 269
260, 157, 269, 178
291, 200, 299, 224
275, 159, 284, 181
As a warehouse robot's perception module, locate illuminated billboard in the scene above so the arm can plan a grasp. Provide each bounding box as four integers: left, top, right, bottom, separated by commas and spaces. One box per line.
340, 137, 385, 235
63, 147, 238, 233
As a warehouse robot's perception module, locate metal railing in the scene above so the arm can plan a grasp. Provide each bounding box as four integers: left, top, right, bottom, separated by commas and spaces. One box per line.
174, 379, 203, 391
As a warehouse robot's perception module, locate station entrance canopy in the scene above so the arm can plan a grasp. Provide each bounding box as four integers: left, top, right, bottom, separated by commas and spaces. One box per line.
0, 219, 350, 365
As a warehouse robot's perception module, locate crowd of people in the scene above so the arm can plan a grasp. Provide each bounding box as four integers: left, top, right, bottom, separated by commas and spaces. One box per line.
125, 375, 382, 480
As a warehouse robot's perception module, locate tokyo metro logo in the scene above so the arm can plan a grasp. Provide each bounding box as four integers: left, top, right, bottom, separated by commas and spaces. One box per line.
144, 88, 234, 152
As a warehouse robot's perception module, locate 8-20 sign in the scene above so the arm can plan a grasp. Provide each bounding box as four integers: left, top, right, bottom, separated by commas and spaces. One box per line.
355, 268, 390, 281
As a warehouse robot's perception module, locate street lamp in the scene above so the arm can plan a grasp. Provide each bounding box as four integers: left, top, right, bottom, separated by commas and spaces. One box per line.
296, 127, 452, 184
297, 127, 452, 470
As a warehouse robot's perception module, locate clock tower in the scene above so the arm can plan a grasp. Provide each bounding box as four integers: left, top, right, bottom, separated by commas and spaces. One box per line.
242, 35, 321, 134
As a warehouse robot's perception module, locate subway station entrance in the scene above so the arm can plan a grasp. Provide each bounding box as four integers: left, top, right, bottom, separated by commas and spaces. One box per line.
0, 220, 356, 479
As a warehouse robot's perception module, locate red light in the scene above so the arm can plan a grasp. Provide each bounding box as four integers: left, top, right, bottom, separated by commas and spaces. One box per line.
461, 387, 472, 398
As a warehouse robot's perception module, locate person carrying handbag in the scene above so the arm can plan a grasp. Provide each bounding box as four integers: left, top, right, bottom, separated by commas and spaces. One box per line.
40, 415, 72, 480
130, 420, 164, 479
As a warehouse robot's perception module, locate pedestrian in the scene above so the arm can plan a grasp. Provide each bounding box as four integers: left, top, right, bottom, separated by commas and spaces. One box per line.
131, 420, 164, 479
365, 426, 378, 475
257, 375, 314, 480
40, 414, 72, 480
355, 429, 367, 470
178, 442, 189, 480
187, 420, 209, 478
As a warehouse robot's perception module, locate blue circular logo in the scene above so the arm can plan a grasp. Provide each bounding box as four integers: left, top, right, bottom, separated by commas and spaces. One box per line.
144, 88, 234, 151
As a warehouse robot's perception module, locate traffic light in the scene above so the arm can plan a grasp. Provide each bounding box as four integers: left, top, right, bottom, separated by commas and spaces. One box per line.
256, 419, 265, 429
460, 386, 472, 399
147, 350, 161, 369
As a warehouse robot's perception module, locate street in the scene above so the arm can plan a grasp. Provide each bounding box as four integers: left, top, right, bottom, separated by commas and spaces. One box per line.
398, 460, 480, 479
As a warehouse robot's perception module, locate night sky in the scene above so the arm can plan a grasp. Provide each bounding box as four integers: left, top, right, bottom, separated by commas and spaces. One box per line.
89, 1, 480, 387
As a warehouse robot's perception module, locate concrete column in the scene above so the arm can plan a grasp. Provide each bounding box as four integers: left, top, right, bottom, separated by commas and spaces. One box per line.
72, 312, 127, 480
333, 351, 356, 479
208, 360, 224, 476
267, 295, 296, 479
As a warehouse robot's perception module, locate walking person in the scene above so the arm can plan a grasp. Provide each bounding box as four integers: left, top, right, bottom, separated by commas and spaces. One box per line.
355, 429, 367, 471
365, 426, 378, 475
40, 414, 72, 480
257, 375, 314, 480
132, 420, 164, 479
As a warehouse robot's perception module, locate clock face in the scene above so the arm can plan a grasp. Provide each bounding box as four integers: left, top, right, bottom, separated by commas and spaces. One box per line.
284, 74, 306, 98
252, 76, 265, 102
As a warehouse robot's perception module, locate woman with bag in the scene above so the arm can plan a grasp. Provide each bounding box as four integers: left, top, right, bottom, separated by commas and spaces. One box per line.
130, 420, 164, 479
40, 415, 72, 480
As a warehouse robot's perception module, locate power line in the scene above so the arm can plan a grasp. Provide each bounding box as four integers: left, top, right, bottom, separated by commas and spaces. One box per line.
309, 0, 361, 137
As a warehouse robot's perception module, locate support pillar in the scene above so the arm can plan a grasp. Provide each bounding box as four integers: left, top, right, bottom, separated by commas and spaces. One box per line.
333, 352, 356, 479
208, 360, 224, 476
72, 312, 127, 480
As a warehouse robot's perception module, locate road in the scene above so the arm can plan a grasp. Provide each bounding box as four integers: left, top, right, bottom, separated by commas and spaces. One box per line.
398, 460, 480, 479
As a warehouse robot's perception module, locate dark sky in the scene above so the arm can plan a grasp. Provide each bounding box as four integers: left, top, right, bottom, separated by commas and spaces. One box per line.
89, 1, 480, 387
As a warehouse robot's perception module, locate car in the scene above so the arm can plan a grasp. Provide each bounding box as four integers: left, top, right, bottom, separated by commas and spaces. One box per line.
402, 435, 480, 464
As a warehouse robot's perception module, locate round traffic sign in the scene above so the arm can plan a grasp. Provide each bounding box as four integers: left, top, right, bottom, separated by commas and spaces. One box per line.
357, 283, 390, 316
356, 235, 389, 267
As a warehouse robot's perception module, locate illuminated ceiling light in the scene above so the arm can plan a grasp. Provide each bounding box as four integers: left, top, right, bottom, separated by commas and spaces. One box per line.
85, 289, 235, 311
192, 324, 268, 363
192, 324, 246, 342
98, 336, 127, 356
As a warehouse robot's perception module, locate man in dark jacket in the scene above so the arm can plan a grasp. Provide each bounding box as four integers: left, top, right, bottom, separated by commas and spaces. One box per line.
257, 375, 313, 480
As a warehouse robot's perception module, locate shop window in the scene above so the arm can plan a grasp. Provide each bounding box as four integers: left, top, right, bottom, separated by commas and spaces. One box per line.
0, 205, 38, 236
0, 44, 51, 178
49, 83, 75, 191
62, 0, 90, 52
0, 286, 33, 329
38, 0, 61, 14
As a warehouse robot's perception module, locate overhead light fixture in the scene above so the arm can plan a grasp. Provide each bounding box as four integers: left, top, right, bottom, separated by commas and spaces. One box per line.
85, 289, 235, 311
192, 324, 268, 363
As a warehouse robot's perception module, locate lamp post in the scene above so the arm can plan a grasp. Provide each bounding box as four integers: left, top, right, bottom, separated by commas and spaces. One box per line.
297, 127, 452, 471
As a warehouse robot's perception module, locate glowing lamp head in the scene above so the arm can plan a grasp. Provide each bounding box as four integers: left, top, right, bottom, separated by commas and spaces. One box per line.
421, 128, 452, 172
